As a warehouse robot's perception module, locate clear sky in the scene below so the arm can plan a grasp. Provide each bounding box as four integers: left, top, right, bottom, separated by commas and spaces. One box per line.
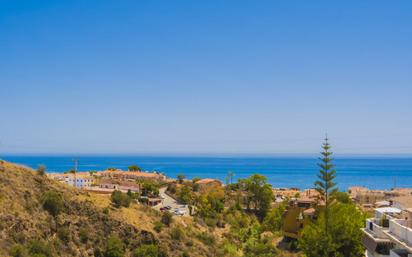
1, 0, 411, 155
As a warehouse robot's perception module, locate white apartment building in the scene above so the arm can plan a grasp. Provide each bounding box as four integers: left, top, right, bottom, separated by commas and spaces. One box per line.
362, 206, 412, 257
64, 175, 95, 188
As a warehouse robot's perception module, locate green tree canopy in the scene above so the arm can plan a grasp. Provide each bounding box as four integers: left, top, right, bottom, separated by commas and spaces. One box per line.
239, 174, 273, 216
299, 203, 366, 257
262, 202, 286, 232
128, 164, 141, 171
111, 190, 131, 208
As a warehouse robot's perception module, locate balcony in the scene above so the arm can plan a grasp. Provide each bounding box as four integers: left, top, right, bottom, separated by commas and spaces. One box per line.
385, 219, 412, 251
390, 249, 412, 257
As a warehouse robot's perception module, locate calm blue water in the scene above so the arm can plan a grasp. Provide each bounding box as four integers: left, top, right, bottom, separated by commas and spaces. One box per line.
3, 155, 412, 190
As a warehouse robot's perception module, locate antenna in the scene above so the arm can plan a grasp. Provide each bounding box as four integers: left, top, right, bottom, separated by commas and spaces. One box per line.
73, 158, 78, 187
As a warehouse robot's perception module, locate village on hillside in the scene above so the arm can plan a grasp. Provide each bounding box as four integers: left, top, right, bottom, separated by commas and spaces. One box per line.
47, 164, 412, 257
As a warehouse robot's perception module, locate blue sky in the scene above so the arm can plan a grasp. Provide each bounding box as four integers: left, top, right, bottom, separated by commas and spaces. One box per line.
1, 0, 411, 155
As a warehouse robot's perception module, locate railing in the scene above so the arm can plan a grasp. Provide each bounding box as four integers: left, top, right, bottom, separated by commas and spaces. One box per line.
367, 218, 390, 239
389, 219, 412, 247
390, 248, 412, 257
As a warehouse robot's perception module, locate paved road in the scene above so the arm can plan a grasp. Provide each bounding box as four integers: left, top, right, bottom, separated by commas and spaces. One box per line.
153, 187, 189, 216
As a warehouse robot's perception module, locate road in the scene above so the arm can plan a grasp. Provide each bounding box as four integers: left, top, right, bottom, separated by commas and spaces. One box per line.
153, 187, 189, 216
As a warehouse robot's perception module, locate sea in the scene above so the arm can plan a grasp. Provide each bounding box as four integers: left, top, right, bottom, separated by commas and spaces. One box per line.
2, 155, 412, 191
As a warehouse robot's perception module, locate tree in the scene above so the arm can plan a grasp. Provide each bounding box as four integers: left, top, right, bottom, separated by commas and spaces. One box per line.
128, 164, 141, 171
140, 181, 159, 197
192, 177, 201, 183
177, 173, 185, 184
332, 191, 351, 204
41, 190, 64, 217
36, 165, 46, 176
239, 174, 273, 216
262, 203, 286, 232
111, 190, 131, 208
299, 203, 366, 257
105, 235, 125, 257
226, 171, 235, 185
177, 185, 193, 204
315, 136, 337, 236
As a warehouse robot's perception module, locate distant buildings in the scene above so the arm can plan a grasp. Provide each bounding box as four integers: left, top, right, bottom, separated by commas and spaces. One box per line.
48, 172, 95, 188
47, 168, 164, 193
282, 190, 324, 239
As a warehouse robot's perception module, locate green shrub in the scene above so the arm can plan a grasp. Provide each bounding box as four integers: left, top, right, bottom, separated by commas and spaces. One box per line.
9, 244, 27, 257
111, 190, 131, 208
196, 232, 215, 245
57, 226, 70, 242
104, 235, 125, 257
36, 165, 46, 176
79, 227, 89, 243
153, 221, 163, 233
170, 226, 184, 241
161, 211, 173, 226
40, 190, 64, 217
27, 240, 52, 257
134, 244, 160, 257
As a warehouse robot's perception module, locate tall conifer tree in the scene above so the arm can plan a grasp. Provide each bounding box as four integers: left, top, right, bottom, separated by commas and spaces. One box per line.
315, 135, 337, 236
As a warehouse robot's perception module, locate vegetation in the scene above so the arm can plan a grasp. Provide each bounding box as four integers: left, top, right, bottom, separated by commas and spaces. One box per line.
299, 202, 366, 257
134, 244, 162, 257
111, 190, 132, 208
262, 202, 286, 232
161, 211, 173, 226
298, 137, 366, 257
140, 180, 160, 197
40, 190, 64, 217
315, 136, 338, 232
239, 174, 273, 216
177, 173, 185, 184
105, 235, 125, 257
128, 164, 141, 171
36, 165, 46, 176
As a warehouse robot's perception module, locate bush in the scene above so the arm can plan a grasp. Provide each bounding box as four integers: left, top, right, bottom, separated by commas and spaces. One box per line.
111, 190, 131, 208
79, 227, 89, 243
153, 221, 163, 233
40, 190, 64, 217
196, 232, 215, 245
57, 226, 70, 242
9, 244, 27, 257
134, 244, 160, 257
170, 226, 184, 241
27, 239, 52, 257
128, 164, 141, 171
105, 235, 125, 257
37, 165, 46, 176
161, 211, 173, 226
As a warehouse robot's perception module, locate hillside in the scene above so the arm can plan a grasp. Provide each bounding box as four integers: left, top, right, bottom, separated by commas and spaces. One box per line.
0, 160, 217, 257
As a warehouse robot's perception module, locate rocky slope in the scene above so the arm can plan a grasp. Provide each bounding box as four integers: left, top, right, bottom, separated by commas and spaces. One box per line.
0, 160, 214, 257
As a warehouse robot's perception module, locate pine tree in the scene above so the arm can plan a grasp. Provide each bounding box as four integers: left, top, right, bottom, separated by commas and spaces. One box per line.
314, 136, 337, 236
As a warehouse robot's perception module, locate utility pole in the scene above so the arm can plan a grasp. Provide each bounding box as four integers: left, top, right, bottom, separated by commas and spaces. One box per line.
73, 159, 78, 187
